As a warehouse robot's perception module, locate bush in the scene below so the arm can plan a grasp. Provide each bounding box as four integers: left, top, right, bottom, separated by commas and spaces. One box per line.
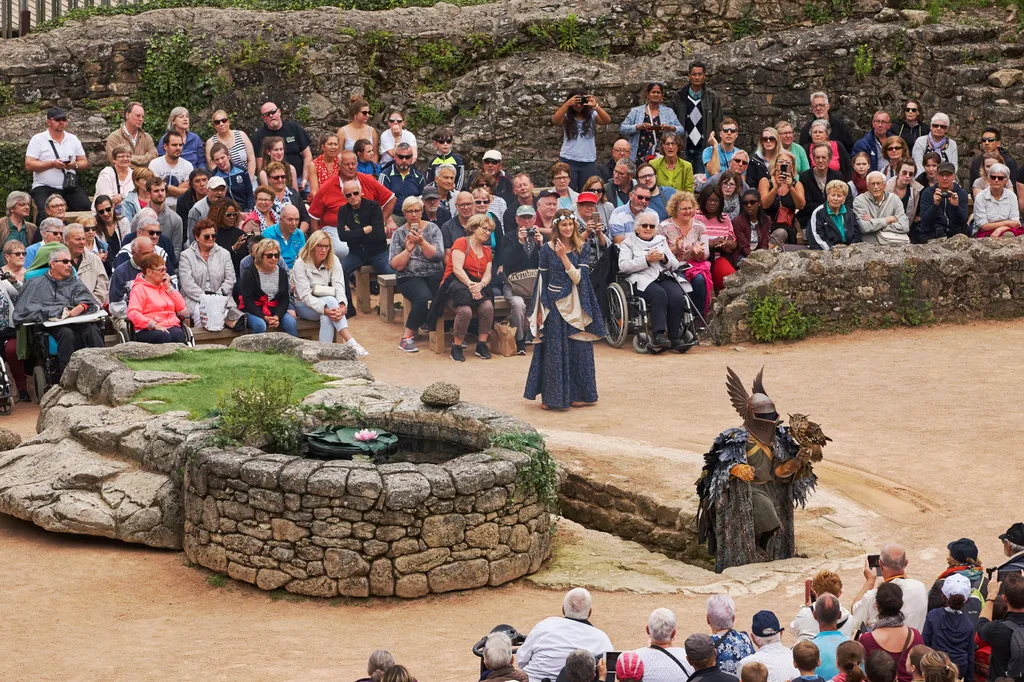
490, 431, 559, 511
216, 373, 305, 454
746, 292, 820, 343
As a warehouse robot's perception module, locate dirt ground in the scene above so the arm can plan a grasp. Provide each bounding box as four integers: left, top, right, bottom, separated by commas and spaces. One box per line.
3, 315, 1024, 681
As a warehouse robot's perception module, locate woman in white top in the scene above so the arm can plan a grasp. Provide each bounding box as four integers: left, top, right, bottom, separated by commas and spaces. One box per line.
94, 144, 135, 212
379, 110, 417, 167
206, 109, 256, 181
290, 230, 367, 355
337, 95, 378, 162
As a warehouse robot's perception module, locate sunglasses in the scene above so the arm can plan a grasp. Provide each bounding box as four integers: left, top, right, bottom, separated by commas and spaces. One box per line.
51, 117, 67, 122
591, 188, 605, 194
224, 212, 238, 218
483, 159, 500, 164
97, 207, 113, 214
396, 154, 413, 160
633, 195, 651, 202
456, 202, 473, 208
637, 224, 657, 229
761, 136, 776, 142
213, 118, 229, 124
261, 108, 279, 117
905, 107, 919, 112
145, 230, 163, 236
8, 251, 25, 256
722, 127, 738, 133
981, 137, 998, 143
932, 124, 948, 129
990, 175, 1007, 181
200, 233, 216, 240
83, 226, 96, 232
52, 259, 72, 264
359, 110, 370, 116
344, 191, 361, 198
886, 146, 902, 151
265, 253, 280, 259
733, 159, 749, 166
434, 137, 453, 144
388, 118, 403, 124
742, 200, 760, 205
269, 174, 286, 180
474, 200, 490, 205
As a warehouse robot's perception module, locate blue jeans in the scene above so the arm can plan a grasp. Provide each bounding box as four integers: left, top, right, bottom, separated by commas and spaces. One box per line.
294, 298, 348, 343
560, 157, 599, 192
684, 148, 705, 175
342, 250, 395, 276
247, 311, 298, 336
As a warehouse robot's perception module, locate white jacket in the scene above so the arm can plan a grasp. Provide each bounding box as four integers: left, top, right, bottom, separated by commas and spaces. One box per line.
177, 242, 236, 315
617, 232, 684, 291
290, 256, 346, 313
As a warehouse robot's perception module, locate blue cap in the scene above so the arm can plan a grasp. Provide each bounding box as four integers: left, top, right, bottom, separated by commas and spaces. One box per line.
751, 610, 783, 637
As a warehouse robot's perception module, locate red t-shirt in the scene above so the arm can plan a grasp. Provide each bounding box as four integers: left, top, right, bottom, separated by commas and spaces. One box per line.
442, 237, 492, 284
307, 172, 394, 228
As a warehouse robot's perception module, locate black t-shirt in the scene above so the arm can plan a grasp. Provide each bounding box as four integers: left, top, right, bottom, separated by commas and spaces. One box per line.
252, 120, 311, 178
977, 611, 1024, 680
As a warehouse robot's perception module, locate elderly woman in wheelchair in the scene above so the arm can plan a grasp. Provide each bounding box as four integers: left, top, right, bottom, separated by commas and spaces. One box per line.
616, 209, 692, 352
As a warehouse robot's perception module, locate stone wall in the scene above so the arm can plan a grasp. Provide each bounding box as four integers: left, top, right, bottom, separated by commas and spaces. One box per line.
183, 447, 552, 598
711, 235, 1024, 343
0, 3, 1021, 180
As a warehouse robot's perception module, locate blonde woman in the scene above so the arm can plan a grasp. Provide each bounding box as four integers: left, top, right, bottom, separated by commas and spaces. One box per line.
291, 230, 367, 356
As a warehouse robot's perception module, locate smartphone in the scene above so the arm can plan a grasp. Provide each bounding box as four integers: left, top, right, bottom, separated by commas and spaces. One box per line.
780, 162, 790, 176
605, 651, 621, 682
805, 579, 814, 604
867, 554, 882, 576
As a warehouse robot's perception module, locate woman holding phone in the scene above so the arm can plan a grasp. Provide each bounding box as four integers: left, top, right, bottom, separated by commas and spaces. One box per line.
389, 196, 445, 353
758, 151, 805, 245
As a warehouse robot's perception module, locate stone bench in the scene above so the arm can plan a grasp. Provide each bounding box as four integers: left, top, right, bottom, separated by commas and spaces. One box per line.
429, 296, 513, 354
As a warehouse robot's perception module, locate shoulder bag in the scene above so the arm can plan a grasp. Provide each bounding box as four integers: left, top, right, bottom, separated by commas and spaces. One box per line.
48, 139, 78, 191
650, 645, 691, 680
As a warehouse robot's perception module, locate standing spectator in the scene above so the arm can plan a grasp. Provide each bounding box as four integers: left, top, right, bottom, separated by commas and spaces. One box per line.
696, 184, 737, 292
777, 121, 810, 175
157, 107, 205, 169
337, 96, 379, 165
1, 192, 37, 265
636, 162, 676, 221
390, 196, 444, 353
922, 574, 974, 681
798, 142, 847, 229
607, 159, 637, 209
239, 238, 297, 336
758, 151, 805, 245
149, 131, 194, 211
810, 594, 850, 680
808, 180, 860, 250
972, 163, 1021, 238
704, 118, 742, 177
707, 594, 756, 676
853, 172, 909, 245
890, 101, 925, 152
865, 651, 898, 682
210, 142, 254, 212
916, 163, 968, 242
635, 608, 695, 681
336, 179, 395, 276
916, 652, 959, 682
177, 219, 242, 330
927, 538, 986, 615
481, 631, 529, 682
432, 214, 495, 363
552, 90, 612, 190
187, 175, 226, 234
912, 114, 959, 172
308, 151, 395, 256
551, 162, 579, 211
515, 590, 613, 682
834, 642, 866, 682
378, 109, 416, 167
887, 159, 923, 228
792, 641, 825, 682
620, 82, 681, 162
310, 132, 341, 197
379, 142, 425, 222
996, 522, 1024, 573
799, 92, 855, 154
650, 133, 695, 192
851, 546, 930, 634
65, 223, 108, 305
25, 107, 91, 215
737, 611, 799, 682
970, 127, 1019, 187
95, 145, 136, 216
502, 205, 543, 355
853, 111, 893, 173
733, 188, 776, 256
688, 634, 740, 682
205, 109, 255, 181
252, 101, 312, 192
262, 204, 305, 270
291, 230, 366, 355
807, 119, 853, 180
610, 185, 653, 243
977, 574, 1024, 680
105, 101, 156, 167
177, 168, 209, 227
424, 129, 466, 191
505, 173, 536, 236
598, 139, 633, 183
126, 253, 187, 344
355, 650, 394, 682
673, 61, 724, 174
524, 212, 605, 407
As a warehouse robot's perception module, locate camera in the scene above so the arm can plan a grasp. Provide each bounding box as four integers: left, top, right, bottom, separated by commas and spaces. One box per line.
527, 227, 537, 237
940, 191, 951, 199
576, 95, 587, 106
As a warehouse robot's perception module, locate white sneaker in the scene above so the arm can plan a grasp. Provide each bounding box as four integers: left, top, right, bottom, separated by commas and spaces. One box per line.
346, 338, 369, 358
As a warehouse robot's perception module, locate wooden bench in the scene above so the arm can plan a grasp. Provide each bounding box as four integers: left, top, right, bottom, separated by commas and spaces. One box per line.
377, 273, 402, 323
429, 296, 512, 354
102, 318, 321, 347
354, 265, 376, 314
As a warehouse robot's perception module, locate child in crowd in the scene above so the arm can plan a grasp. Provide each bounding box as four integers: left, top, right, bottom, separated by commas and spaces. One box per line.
354, 139, 380, 176
917, 650, 957, 682
907, 645, 933, 682
832, 641, 866, 682
793, 640, 827, 682
742, 662, 769, 682
922, 573, 975, 682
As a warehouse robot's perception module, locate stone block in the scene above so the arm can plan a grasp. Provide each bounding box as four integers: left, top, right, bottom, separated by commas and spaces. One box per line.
311, 520, 352, 538
465, 522, 499, 549
389, 537, 420, 557
363, 540, 389, 557
427, 559, 489, 593
448, 463, 495, 495
421, 514, 466, 547
347, 469, 383, 499
508, 524, 532, 552
395, 573, 429, 599
394, 548, 450, 574
489, 552, 532, 586
248, 489, 284, 513
279, 459, 322, 494
376, 525, 406, 542
369, 558, 394, 597
474, 487, 508, 513
228, 562, 258, 584
352, 521, 376, 539
286, 576, 337, 598
271, 518, 310, 542
256, 569, 292, 591
307, 467, 349, 497
418, 464, 456, 499
239, 459, 284, 489
338, 576, 369, 598
324, 548, 370, 578
382, 472, 431, 510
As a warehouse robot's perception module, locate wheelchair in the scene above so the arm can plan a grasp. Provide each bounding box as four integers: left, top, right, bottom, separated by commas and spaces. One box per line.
23, 324, 69, 403
604, 274, 704, 354
115, 319, 196, 347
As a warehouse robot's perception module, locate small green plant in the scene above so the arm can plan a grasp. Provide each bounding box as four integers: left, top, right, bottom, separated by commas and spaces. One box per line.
925, 0, 944, 22
557, 13, 581, 51
234, 36, 270, 67
853, 44, 873, 80
0, 84, 13, 116
207, 574, 227, 588
217, 374, 305, 454
490, 431, 558, 511
494, 36, 522, 58
896, 265, 933, 326
418, 39, 467, 76
138, 30, 223, 139
746, 292, 820, 343
728, 6, 763, 37
294, 105, 312, 126
890, 31, 907, 73
466, 32, 491, 50
408, 102, 447, 128
338, 26, 358, 38
803, 0, 854, 21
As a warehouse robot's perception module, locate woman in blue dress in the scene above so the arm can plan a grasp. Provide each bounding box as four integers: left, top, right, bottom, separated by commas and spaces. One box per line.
525, 210, 607, 410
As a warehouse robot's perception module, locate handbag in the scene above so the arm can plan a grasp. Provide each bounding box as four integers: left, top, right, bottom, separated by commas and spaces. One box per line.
312, 285, 335, 298
48, 140, 77, 190
198, 293, 229, 331
448, 279, 493, 307
506, 268, 538, 300
488, 321, 517, 357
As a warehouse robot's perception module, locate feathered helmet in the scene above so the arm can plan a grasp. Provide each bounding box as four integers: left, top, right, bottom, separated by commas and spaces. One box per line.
726, 366, 779, 445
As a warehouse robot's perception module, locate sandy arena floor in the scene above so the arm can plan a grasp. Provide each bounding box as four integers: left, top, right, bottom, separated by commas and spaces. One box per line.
2, 314, 1023, 681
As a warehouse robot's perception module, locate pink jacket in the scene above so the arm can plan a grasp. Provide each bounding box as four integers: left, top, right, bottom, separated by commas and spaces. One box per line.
127, 274, 186, 329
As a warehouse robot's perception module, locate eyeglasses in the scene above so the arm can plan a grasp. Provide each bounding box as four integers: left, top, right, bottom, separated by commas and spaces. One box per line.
932, 123, 948, 129
359, 110, 370, 116
637, 173, 656, 180
990, 175, 1007, 181
200, 233, 216, 240
434, 137, 453, 144
224, 212, 238, 218
554, 175, 570, 181
396, 154, 413, 160
981, 137, 998, 143
265, 253, 280, 259
344, 191, 361, 198
213, 118, 229, 125
456, 202, 473, 208
722, 127, 738, 133
97, 207, 113, 214
315, 243, 331, 249
261, 108, 279, 117
150, 266, 168, 273
388, 118, 403, 123
269, 174, 286, 181
474, 200, 490, 205
742, 200, 760, 205
50, 202, 67, 208
905, 107, 919, 112
52, 259, 72, 264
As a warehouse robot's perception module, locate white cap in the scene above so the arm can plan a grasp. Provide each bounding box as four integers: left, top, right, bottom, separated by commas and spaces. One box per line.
941, 573, 971, 600
208, 176, 227, 189
483, 150, 502, 161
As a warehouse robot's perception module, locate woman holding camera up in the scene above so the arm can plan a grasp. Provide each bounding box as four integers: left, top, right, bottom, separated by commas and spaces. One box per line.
758, 151, 805, 246
552, 89, 612, 192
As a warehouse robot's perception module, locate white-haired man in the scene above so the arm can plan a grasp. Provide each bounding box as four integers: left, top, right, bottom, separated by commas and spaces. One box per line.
516, 587, 613, 682
65, 223, 108, 304
707, 594, 755, 675
736, 611, 799, 682
481, 631, 527, 681
798, 92, 855, 154
24, 217, 64, 268
635, 608, 695, 681
849, 544, 928, 633
853, 171, 909, 245
972, 162, 1021, 237
912, 113, 959, 171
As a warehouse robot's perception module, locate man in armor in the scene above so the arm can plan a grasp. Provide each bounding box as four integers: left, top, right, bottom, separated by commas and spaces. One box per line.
696, 367, 829, 572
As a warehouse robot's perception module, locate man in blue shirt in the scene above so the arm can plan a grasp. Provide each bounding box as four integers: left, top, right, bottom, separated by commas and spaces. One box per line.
810, 594, 848, 680
378, 142, 424, 226
262, 204, 305, 270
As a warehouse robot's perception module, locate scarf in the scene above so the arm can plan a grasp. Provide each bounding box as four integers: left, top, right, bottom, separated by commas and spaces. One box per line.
852, 172, 868, 195
874, 613, 905, 629
927, 134, 949, 155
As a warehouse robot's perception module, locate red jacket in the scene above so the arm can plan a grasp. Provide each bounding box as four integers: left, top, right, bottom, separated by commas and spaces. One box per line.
127, 274, 186, 329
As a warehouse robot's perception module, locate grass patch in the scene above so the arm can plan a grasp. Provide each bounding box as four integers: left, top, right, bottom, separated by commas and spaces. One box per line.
206, 573, 227, 587
122, 348, 327, 419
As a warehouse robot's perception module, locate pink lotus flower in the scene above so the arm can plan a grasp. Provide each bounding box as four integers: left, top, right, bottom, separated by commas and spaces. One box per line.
354, 429, 378, 442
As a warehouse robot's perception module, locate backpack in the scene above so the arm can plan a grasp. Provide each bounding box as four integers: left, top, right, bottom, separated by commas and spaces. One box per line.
1004, 620, 1024, 680
963, 574, 986, 624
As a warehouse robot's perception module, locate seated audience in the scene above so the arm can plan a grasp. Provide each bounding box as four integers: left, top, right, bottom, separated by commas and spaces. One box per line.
122, 166, 155, 223
471, 182, 504, 267
95, 144, 135, 214
262, 205, 305, 270
807, 119, 852, 180
610, 185, 652, 243
618, 209, 689, 351
561, 649, 604, 682
13, 247, 103, 376
187, 174, 227, 233
758, 151, 804, 245
93, 194, 129, 275
2, 191, 37, 264
659, 191, 710, 317
922, 574, 974, 681
636, 163, 676, 222
291, 230, 367, 356
239, 238, 297, 336
634, 607, 694, 681
970, 127, 1018, 188
688, 633, 741, 682
834, 641, 867, 682
390, 197, 444, 353
887, 159, 923, 227
378, 142, 425, 220
551, 161, 578, 211
2, 241, 27, 285
792, 570, 856, 640
777, 121, 810, 176
533, 190, 560, 238
852, 111, 893, 173
616, 652, 645, 682
380, 665, 414, 682
606, 159, 636, 208
177, 219, 242, 330
734, 188, 779, 255
379, 109, 417, 167
177, 168, 209, 227
704, 118, 741, 176
259, 135, 300, 192
580, 176, 613, 230
210, 142, 254, 212
65, 222, 108, 305
859, 582, 925, 682
244, 185, 279, 234
126, 253, 188, 344
354, 138, 381, 177
809, 180, 860, 250
207, 199, 247, 275
720, 170, 743, 220
515, 587, 613, 682
25, 218, 66, 271
799, 92, 855, 153
109, 236, 155, 320
972, 151, 1004, 201
890, 101, 925, 151
650, 133, 695, 192
598, 138, 633, 183
916, 164, 969, 242
338, 179, 395, 276
736, 611, 799, 682
972, 163, 1021, 238
309, 132, 340, 198
749, 127, 780, 189
504, 173, 536, 236
264, 160, 310, 235
706, 594, 755, 676
912, 114, 958, 172
741, 662, 768, 682
421, 184, 450, 228
849, 152, 871, 200
481, 631, 528, 682
916, 152, 941, 189
502, 205, 543, 355
883, 138, 912, 179
43, 192, 68, 224
799, 142, 847, 229
425, 131, 465, 193
114, 212, 177, 277
696, 184, 737, 292
853, 172, 910, 245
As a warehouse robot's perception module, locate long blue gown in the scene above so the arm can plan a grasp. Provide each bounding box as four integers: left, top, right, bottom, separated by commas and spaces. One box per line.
524, 242, 607, 408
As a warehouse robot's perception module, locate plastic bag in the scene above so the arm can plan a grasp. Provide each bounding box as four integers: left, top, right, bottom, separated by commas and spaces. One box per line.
198, 293, 229, 332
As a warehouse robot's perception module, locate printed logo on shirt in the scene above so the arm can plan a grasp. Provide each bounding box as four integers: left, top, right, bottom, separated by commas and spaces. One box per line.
285, 137, 296, 144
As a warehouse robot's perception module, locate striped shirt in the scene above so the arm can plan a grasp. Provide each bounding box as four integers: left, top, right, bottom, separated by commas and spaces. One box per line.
258, 269, 279, 300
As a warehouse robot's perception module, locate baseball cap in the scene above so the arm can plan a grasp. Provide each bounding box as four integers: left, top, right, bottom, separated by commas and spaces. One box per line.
947, 538, 978, 563
751, 610, 783, 638
46, 107, 67, 119
516, 204, 536, 217
1000, 522, 1024, 546
941, 573, 972, 600
422, 184, 441, 200
936, 162, 956, 175
577, 191, 599, 204
483, 150, 502, 162
537, 189, 559, 200
616, 652, 645, 681
208, 176, 227, 189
